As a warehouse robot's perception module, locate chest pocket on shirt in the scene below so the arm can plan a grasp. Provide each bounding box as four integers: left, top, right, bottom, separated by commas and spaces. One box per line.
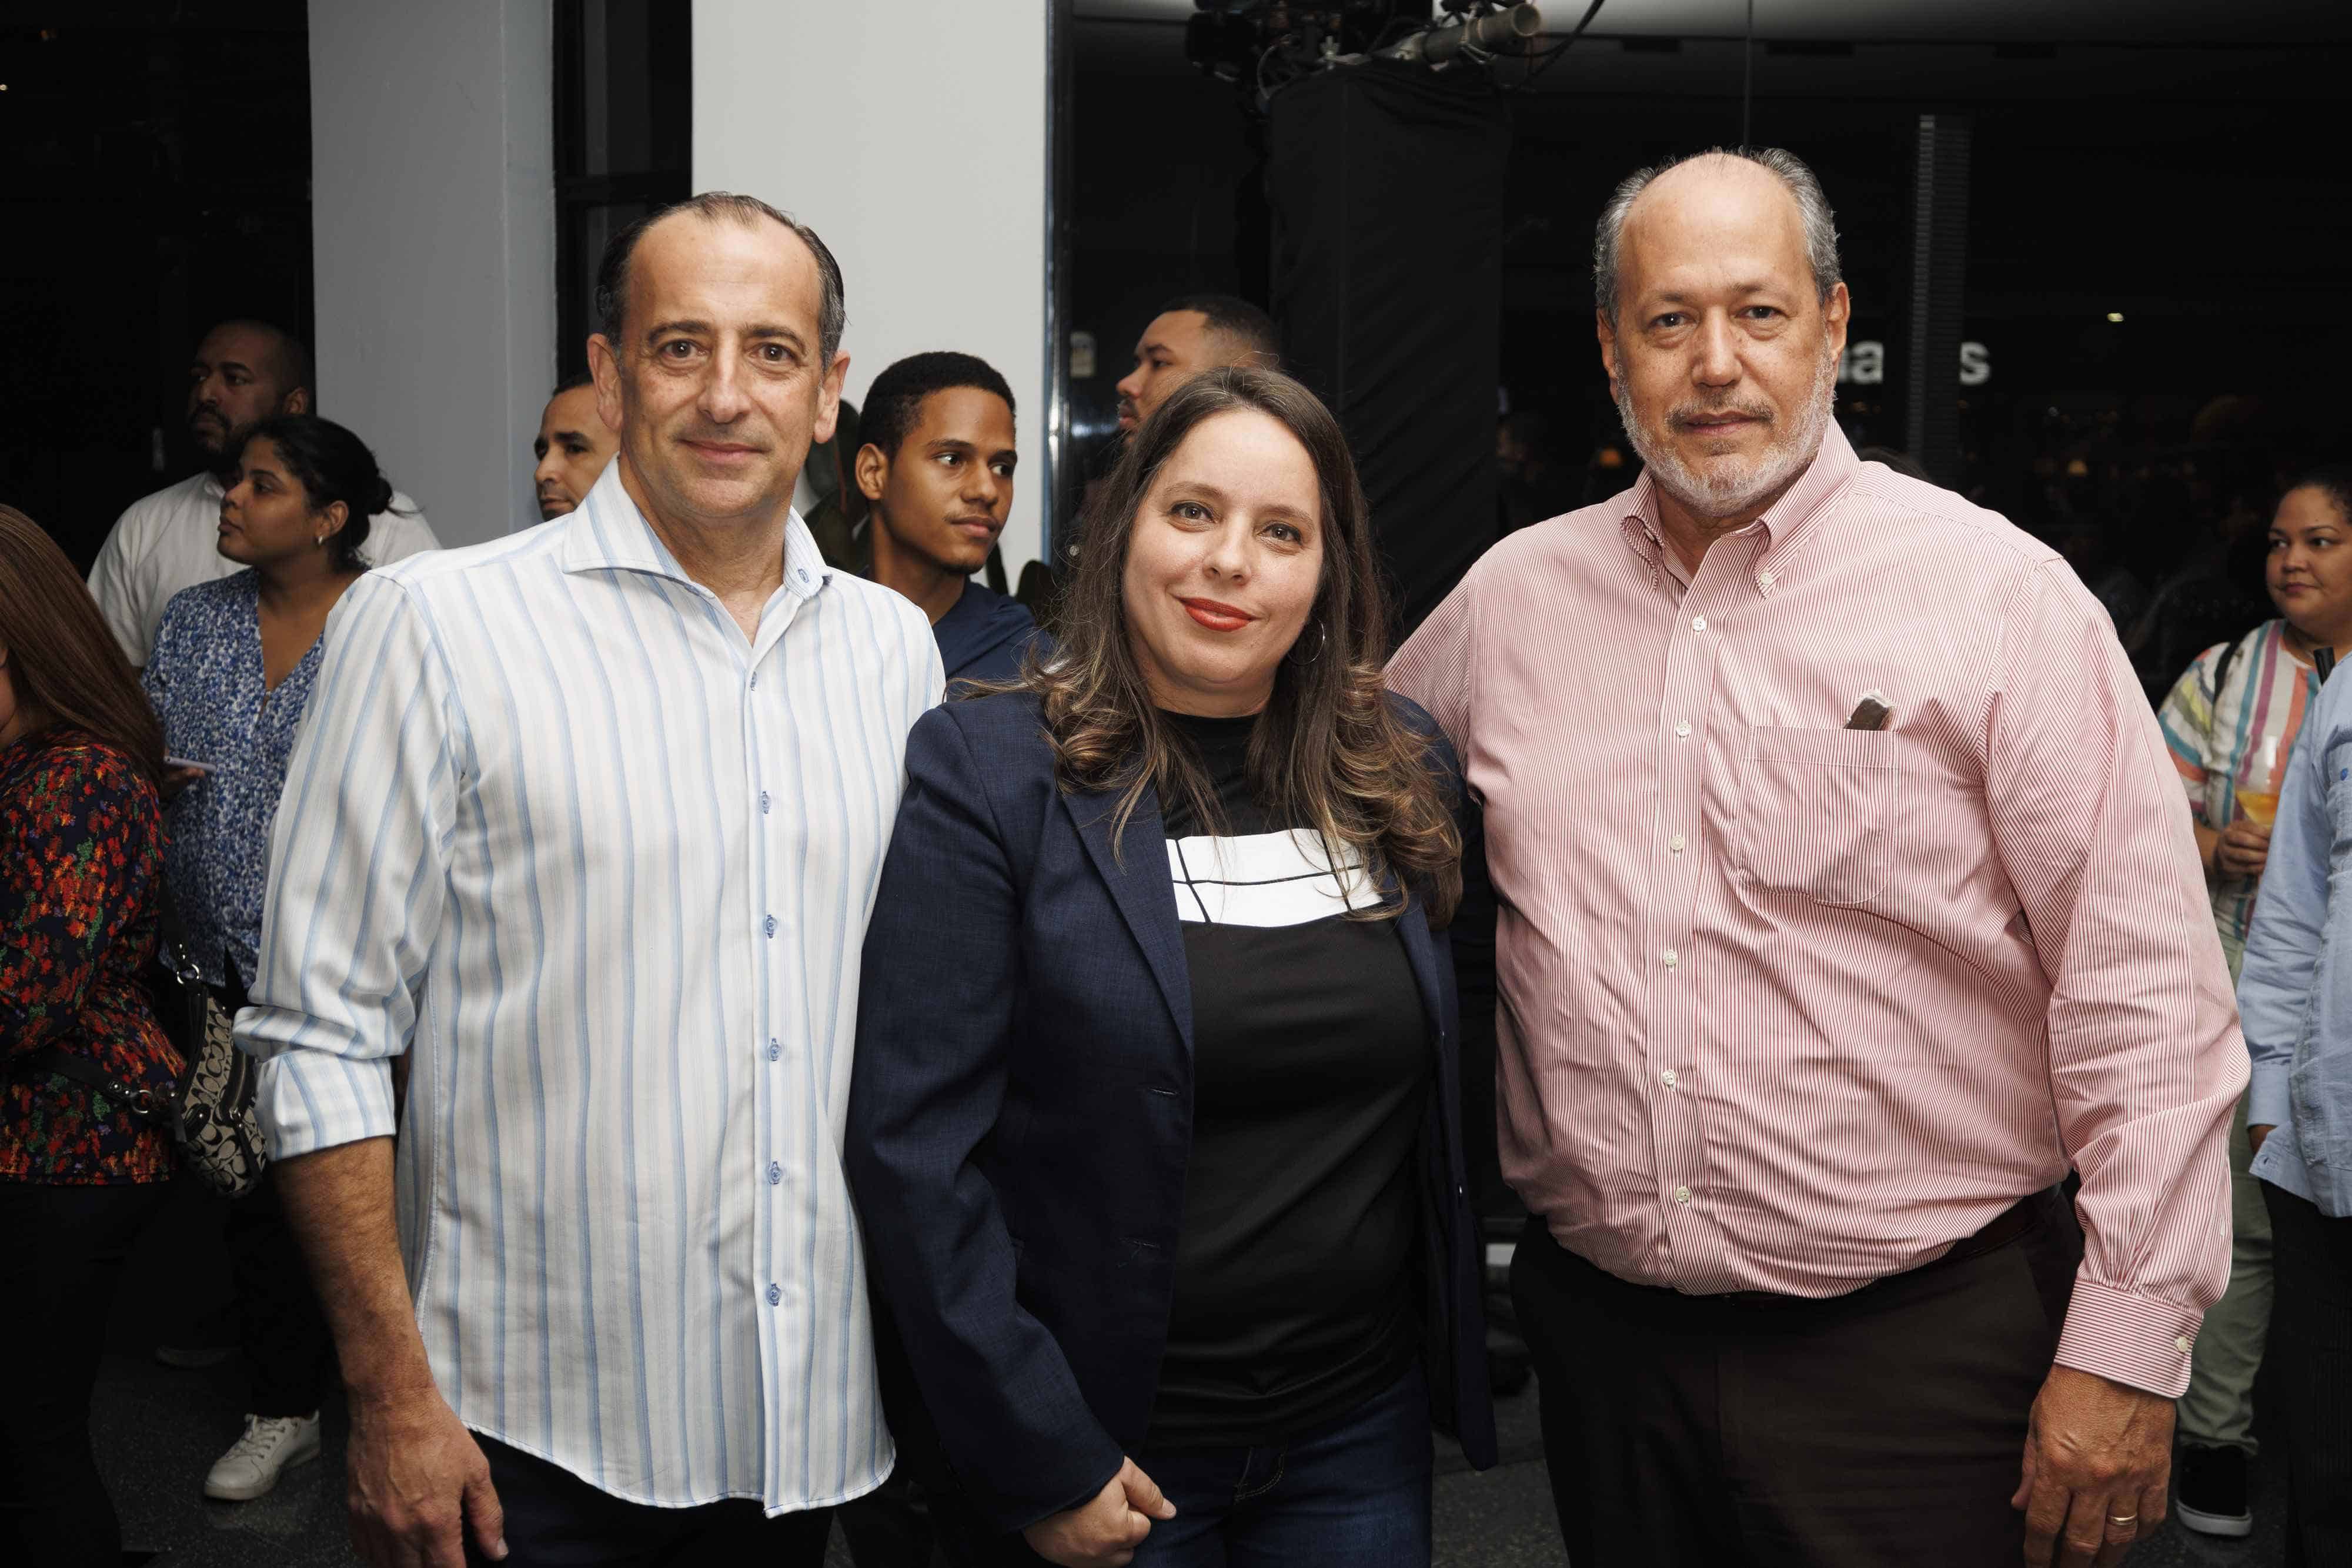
1730, 726, 1896, 908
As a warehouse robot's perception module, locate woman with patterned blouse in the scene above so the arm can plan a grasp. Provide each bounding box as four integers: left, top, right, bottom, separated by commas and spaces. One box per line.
2154, 467, 2352, 1537
141, 414, 417, 1505
0, 503, 178, 1567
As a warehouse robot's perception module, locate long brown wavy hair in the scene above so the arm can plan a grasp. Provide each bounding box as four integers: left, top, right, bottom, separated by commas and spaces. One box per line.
0, 504, 165, 786
1020, 367, 1460, 924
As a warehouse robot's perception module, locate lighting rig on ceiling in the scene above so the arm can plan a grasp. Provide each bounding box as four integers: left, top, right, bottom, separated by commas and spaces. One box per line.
1184, 1, 1549, 115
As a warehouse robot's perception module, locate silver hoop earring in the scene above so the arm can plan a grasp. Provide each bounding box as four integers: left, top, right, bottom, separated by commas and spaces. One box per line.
1288, 621, 1328, 667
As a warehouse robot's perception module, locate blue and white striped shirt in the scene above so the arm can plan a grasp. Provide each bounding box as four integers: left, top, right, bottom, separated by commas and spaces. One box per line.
238, 463, 942, 1513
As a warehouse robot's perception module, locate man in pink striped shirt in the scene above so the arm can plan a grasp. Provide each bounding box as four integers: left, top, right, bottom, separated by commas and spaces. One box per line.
1389, 149, 2244, 1568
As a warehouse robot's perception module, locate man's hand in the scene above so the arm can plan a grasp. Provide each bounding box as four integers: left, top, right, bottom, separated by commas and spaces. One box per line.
2013, 1365, 2174, 1567
344, 1383, 505, 1567
1021, 1457, 1176, 1567
2250, 1124, 2274, 1156
2214, 817, 2271, 880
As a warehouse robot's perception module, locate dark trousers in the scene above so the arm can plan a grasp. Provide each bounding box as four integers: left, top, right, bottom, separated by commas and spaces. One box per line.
0, 1178, 172, 1568
228, 1162, 333, 1416
1512, 1191, 2078, 1568
1128, 1363, 1434, 1567
465, 1433, 834, 1567
837, 1470, 945, 1566
923, 1368, 1433, 1568
2261, 1181, 2352, 1567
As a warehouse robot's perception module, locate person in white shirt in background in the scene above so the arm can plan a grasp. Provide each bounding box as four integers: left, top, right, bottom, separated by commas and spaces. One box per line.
86, 319, 440, 666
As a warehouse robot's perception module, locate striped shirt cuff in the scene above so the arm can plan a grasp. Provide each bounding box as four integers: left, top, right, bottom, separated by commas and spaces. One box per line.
2053, 1278, 2203, 1398
255, 1048, 399, 1161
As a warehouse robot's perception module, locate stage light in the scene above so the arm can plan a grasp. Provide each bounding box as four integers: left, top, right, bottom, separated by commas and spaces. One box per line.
1382, 2, 1543, 65
1186, 2, 1543, 113
2105, 312, 2124, 323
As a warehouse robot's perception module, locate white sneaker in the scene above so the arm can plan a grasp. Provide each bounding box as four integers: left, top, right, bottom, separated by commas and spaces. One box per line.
203, 1412, 322, 1501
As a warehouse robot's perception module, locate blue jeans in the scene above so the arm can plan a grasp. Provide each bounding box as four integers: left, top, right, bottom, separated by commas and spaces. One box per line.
1128, 1363, 1432, 1567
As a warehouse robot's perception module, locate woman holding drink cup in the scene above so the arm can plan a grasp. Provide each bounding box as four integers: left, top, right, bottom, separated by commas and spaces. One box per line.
2153, 463, 2352, 1536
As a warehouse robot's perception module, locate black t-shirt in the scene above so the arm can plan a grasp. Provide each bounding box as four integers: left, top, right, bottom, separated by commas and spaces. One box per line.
1145, 710, 1429, 1448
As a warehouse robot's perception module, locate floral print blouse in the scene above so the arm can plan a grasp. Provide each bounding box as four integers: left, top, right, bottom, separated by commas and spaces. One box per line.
143, 570, 328, 989
2, 727, 181, 1183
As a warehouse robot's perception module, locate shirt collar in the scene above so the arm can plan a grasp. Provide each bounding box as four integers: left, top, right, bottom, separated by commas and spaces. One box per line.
560, 460, 834, 603
1618, 420, 1860, 596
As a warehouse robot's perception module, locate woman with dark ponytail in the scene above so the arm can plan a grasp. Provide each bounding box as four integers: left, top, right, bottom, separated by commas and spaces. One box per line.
139, 413, 416, 1506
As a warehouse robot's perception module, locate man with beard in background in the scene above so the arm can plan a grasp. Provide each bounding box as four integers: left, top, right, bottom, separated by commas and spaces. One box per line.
1111, 294, 1281, 437
1388, 148, 2243, 1567
530, 372, 620, 521
87, 319, 439, 666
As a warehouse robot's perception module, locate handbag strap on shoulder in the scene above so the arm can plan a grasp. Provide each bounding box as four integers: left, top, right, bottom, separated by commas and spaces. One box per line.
9, 1047, 165, 1123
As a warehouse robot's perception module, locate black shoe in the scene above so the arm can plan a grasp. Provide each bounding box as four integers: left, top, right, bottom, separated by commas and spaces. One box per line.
2174, 1443, 2253, 1538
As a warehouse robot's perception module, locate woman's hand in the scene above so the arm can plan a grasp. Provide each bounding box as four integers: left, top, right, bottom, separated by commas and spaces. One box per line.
2215, 817, 2271, 880
1021, 1457, 1175, 1567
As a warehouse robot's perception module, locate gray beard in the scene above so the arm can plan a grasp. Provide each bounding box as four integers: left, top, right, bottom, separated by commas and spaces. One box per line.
1616, 348, 1839, 524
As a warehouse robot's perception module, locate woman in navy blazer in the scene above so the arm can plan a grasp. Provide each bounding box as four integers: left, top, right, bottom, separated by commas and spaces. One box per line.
848, 368, 1494, 1568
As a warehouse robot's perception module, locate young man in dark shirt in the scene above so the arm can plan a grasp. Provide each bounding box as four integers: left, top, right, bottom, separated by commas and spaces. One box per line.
855, 352, 1045, 686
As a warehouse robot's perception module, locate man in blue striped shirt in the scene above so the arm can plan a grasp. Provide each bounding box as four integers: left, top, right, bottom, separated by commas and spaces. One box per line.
238, 193, 942, 1567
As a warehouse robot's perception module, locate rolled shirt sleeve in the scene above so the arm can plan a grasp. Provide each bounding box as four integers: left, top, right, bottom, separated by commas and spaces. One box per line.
236, 573, 464, 1158
1984, 563, 2246, 1396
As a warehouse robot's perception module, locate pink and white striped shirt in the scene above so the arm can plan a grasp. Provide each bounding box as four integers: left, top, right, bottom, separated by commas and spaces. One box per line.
1389, 424, 2245, 1397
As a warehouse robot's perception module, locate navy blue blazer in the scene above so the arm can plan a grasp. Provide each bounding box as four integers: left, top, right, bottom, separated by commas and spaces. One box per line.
847, 688, 1496, 1536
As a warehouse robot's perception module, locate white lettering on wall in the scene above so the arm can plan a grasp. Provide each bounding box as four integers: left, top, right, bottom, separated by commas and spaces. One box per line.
1836, 341, 1990, 386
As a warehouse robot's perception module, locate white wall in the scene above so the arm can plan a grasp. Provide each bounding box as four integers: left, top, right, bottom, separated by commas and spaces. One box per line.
693, 1, 1052, 574
309, 0, 556, 547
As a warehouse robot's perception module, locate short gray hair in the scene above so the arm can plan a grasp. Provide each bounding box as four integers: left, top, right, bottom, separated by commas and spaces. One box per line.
596, 191, 848, 362
1592, 147, 1842, 326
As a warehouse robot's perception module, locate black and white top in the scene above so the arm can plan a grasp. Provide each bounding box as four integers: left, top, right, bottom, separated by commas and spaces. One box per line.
1145, 710, 1431, 1449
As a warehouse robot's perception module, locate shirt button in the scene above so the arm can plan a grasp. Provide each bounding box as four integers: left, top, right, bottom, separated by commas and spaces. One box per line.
763, 915, 778, 938
1661, 1068, 1678, 1089
1690, 615, 1707, 632
1758, 570, 1776, 590
767, 1162, 783, 1186
749, 673, 759, 690
2175, 1335, 2191, 1353
1673, 1185, 1692, 1205
1662, 948, 1679, 969
1674, 720, 1692, 738
760, 791, 771, 814
767, 1038, 781, 1062
765, 1283, 782, 1306
1669, 833, 1686, 854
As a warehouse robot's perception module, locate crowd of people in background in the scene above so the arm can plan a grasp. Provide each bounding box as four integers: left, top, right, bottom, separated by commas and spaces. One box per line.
2, 144, 2348, 1568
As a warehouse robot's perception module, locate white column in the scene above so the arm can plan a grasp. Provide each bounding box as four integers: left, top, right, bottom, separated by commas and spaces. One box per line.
308, 0, 556, 546
692, 1, 1052, 574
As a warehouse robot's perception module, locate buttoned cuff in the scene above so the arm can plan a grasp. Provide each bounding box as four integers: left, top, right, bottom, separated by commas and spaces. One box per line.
2053, 1278, 2204, 1399
253, 1047, 399, 1161
2248, 1061, 2293, 1132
